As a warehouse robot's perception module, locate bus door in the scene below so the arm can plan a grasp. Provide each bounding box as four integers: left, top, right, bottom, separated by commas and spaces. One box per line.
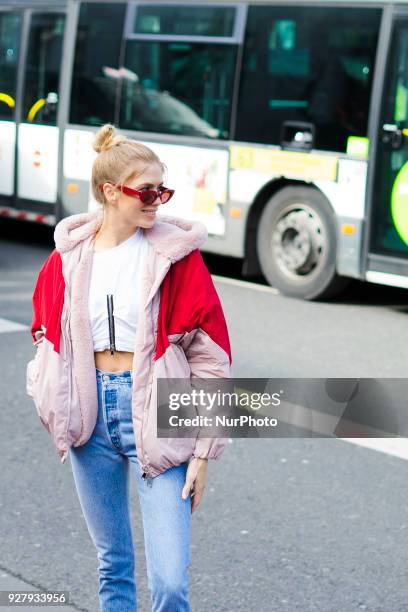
0, 10, 22, 201
368, 13, 408, 268
17, 11, 65, 208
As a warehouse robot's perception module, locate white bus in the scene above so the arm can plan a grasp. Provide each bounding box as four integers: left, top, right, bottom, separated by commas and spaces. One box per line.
1, 0, 408, 299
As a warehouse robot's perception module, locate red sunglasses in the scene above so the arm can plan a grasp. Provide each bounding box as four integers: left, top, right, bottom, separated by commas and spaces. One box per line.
100, 183, 175, 205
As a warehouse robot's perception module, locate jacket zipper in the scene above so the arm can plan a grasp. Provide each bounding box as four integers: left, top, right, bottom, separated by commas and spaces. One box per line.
139, 288, 161, 489
142, 468, 153, 487
139, 353, 155, 488
138, 347, 153, 487
140, 354, 155, 488
59, 297, 73, 463
61, 253, 83, 456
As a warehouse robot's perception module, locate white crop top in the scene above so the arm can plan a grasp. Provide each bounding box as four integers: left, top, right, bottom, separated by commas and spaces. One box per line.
88, 227, 149, 352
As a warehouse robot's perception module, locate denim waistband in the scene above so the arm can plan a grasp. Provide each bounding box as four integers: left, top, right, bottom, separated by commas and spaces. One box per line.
96, 368, 132, 381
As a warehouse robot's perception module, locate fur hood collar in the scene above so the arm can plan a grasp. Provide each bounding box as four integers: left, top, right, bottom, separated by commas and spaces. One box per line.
53, 209, 208, 263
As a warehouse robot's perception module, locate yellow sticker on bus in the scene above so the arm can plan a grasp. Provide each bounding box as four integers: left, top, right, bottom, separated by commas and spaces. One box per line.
229, 145, 338, 182
346, 136, 369, 158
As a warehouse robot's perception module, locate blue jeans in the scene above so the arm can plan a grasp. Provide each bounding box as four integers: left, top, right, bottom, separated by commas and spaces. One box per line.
69, 368, 192, 612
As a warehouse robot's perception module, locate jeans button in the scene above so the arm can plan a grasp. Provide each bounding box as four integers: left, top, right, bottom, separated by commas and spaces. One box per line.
103, 375, 110, 383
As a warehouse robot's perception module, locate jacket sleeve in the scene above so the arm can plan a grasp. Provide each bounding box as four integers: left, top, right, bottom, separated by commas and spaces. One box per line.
30, 248, 65, 354
157, 249, 232, 459
189, 255, 232, 461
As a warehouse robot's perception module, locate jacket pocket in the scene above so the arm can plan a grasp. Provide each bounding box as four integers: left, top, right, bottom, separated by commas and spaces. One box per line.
141, 338, 196, 473
26, 345, 41, 401
27, 341, 56, 434
26, 336, 77, 459
166, 334, 192, 378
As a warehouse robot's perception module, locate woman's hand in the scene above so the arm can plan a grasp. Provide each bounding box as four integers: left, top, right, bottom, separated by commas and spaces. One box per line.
182, 457, 208, 513
33, 325, 46, 346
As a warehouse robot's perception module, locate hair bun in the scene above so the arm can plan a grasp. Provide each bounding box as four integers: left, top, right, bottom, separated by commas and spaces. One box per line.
93, 124, 125, 153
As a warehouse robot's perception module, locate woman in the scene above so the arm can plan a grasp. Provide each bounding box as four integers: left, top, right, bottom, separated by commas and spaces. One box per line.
28, 124, 232, 611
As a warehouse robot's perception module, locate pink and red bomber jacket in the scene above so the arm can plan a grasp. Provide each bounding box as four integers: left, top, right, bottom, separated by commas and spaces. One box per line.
27, 210, 233, 482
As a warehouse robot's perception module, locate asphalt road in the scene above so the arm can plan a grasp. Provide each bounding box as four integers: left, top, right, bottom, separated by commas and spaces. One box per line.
1, 218, 408, 612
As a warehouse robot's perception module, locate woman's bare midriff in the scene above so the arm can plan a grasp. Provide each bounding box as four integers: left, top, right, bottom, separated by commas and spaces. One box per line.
94, 349, 134, 372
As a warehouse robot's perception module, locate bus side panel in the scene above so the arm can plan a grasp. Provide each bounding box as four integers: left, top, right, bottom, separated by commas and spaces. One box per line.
18, 124, 59, 203
229, 143, 368, 277
0, 121, 16, 196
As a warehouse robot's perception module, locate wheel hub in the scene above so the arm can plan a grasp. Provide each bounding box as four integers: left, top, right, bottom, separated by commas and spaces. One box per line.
272, 208, 325, 275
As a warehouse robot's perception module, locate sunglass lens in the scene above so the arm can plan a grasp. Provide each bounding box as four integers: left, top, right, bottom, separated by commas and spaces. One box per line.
141, 191, 156, 205
160, 190, 172, 203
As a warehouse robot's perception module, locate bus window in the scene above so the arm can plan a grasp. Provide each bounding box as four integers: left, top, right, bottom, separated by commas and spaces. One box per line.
118, 3, 242, 138
0, 12, 21, 121
132, 4, 235, 37
118, 41, 236, 138
22, 13, 65, 125
235, 6, 381, 153
70, 3, 126, 126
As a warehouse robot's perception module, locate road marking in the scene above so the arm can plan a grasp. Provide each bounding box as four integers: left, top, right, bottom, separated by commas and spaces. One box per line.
0, 318, 29, 333
232, 387, 408, 462
212, 275, 279, 294
340, 437, 408, 461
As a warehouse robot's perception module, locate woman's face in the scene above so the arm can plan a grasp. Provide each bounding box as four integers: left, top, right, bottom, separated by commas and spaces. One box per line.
104, 162, 167, 228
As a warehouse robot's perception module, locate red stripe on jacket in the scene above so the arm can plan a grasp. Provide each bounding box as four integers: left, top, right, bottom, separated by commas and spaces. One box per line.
155, 249, 232, 364
31, 249, 65, 353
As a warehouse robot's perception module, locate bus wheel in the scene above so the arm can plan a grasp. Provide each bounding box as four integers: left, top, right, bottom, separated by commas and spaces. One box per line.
256, 186, 350, 300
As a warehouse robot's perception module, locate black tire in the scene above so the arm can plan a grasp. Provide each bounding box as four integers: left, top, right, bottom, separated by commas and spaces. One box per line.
256, 186, 350, 300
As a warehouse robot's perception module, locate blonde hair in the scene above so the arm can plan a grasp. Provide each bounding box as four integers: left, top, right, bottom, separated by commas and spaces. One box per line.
91, 124, 167, 205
